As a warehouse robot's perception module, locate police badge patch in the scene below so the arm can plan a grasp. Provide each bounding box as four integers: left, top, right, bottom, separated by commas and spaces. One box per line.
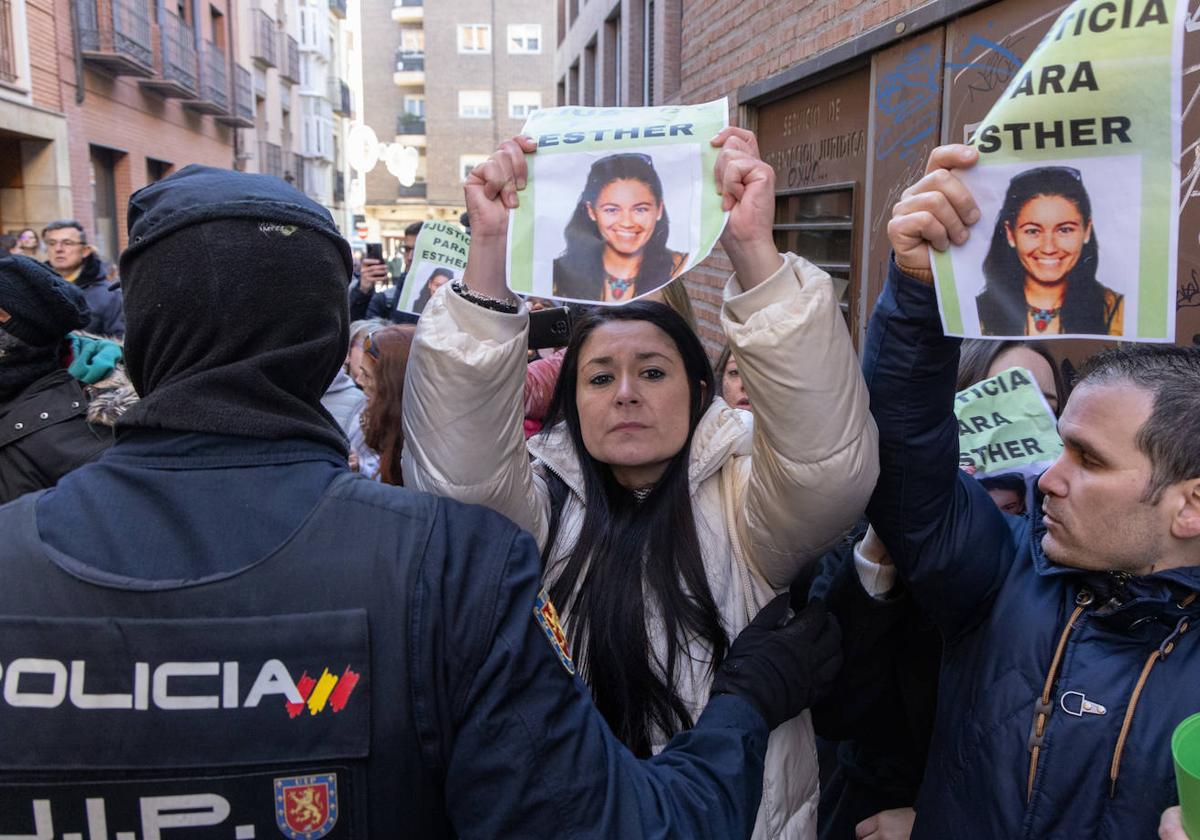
275, 774, 338, 839
533, 588, 575, 675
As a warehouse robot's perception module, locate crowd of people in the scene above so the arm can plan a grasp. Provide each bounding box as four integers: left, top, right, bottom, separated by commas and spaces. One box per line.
0, 129, 1197, 840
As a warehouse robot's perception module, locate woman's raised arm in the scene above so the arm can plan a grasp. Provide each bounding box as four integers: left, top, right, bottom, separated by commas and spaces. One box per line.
713, 128, 880, 588
401, 136, 551, 542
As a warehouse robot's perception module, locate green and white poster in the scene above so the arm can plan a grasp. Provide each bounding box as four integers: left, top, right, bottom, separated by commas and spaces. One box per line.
956, 366, 1063, 479
506, 99, 729, 304
396, 220, 470, 315
932, 0, 1183, 341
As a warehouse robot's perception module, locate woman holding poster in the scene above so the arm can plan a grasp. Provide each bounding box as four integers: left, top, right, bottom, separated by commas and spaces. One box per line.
976, 166, 1124, 336
403, 129, 879, 839
552, 153, 688, 302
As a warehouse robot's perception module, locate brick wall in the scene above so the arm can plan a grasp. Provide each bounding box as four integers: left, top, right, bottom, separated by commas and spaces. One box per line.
676, 0, 930, 352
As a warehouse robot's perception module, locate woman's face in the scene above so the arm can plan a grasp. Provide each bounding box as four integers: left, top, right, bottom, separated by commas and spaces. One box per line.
1005, 195, 1091, 288
722, 355, 750, 410
17, 230, 37, 249
347, 338, 366, 385
575, 320, 693, 489
427, 272, 451, 295
587, 179, 663, 257
988, 346, 1059, 415
359, 356, 377, 401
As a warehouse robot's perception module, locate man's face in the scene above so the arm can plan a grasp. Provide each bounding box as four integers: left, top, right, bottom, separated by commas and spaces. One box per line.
403, 235, 417, 270
44, 228, 89, 274
1037, 381, 1170, 573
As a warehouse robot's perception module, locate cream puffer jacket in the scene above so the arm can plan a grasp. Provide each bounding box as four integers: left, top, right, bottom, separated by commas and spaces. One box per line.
402, 253, 880, 839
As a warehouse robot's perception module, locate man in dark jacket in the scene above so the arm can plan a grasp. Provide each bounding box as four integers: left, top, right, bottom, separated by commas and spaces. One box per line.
862, 143, 1200, 839
348, 220, 422, 322
0, 255, 112, 503
0, 165, 842, 839
42, 220, 124, 337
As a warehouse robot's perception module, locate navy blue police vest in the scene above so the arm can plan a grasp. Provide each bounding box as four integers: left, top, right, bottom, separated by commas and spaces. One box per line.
0, 475, 451, 839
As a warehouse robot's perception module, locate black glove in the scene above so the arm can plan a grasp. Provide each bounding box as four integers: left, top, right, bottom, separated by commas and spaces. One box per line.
710, 594, 843, 729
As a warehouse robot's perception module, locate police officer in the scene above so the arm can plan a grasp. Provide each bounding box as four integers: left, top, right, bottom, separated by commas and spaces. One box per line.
0, 167, 841, 839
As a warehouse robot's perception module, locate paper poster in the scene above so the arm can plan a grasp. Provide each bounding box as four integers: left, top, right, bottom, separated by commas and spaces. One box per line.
956, 366, 1063, 480
932, 0, 1183, 341
396, 220, 470, 315
506, 99, 729, 305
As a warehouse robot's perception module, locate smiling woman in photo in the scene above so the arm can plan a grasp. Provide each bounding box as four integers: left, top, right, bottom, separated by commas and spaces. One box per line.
553, 153, 688, 302
977, 166, 1123, 336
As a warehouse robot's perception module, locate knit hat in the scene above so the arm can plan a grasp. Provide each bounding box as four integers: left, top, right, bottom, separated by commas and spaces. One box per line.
0, 255, 91, 347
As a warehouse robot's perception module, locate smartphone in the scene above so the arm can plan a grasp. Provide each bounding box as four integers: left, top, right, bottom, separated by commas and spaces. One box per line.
528, 306, 574, 349
365, 242, 383, 262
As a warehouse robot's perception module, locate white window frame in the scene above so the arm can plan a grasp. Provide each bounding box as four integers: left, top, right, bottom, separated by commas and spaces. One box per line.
457, 24, 492, 54
506, 23, 542, 54
459, 154, 489, 182
0, 0, 33, 103
403, 94, 425, 118
458, 90, 491, 119
508, 91, 541, 119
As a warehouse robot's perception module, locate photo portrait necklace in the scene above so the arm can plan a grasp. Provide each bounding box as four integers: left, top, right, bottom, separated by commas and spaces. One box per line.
606, 273, 636, 300
1028, 302, 1063, 332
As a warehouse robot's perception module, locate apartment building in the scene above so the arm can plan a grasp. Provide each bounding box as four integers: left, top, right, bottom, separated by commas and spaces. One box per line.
232, 0, 359, 233
0, 0, 358, 263
359, 0, 555, 253
0, 0, 237, 262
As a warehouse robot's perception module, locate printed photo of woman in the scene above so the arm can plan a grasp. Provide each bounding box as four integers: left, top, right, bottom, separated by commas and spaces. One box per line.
552, 153, 688, 302
976, 166, 1123, 336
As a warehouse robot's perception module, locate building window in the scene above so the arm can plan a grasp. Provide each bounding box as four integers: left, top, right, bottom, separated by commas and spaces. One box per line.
146, 158, 173, 183
643, 0, 655, 105
458, 90, 491, 119
404, 94, 425, 117
773, 186, 855, 322
508, 91, 541, 119
89, 146, 121, 264
457, 24, 491, 54
507, 23, 541, 54
400, 28, 424, 54
460, 154, 488, 182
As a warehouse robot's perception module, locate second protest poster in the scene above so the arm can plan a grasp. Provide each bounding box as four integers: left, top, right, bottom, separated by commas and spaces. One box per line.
932, 0, 1184, 341
507, 99, 729, 305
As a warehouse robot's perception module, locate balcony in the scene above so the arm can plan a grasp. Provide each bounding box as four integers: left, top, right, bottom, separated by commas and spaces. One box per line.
218, 64, 255, 127
250, 8, 277, 67
284, 151, 305, 191
279, 34, 299, 84
183, 40, 228, 114
398, 181, 426, 199
395, 113, 425, 146
333, 171, 345, 204
75, 0, 155, 77
328, 0, 346, 18
391, 0, 423, 23
327, 76, 351, 116
259, 141, 282, 178
139, 9, 197, 98
392, 52, 424, 87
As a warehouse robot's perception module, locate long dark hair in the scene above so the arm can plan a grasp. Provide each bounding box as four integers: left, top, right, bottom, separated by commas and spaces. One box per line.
956, 339, 1068, 411
412, 267, 454, 314
540, 300, 725, 756
979, 166, 1108, 334
553, 154, 676, 299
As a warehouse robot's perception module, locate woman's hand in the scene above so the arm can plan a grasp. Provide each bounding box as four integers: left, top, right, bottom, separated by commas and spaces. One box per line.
855, 807, 916, 840
888, 145, 981, 272
462, 136, 536, 300
712, 127, 783, 289
1159, 807, 1189, 840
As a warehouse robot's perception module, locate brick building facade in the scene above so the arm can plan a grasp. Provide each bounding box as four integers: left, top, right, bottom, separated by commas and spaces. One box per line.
558, 0, 1200, 359
358, 0, 555, 256
1, 0, 359, 264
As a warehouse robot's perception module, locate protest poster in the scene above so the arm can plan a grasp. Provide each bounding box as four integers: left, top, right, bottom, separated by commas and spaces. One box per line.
931, 0, 1183, 341
506, 99, 729, 305
395, 220, 470, 315
956, 365, 1063, 481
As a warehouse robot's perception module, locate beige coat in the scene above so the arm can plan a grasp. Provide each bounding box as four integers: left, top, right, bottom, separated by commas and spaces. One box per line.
403, 253, 880, 839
